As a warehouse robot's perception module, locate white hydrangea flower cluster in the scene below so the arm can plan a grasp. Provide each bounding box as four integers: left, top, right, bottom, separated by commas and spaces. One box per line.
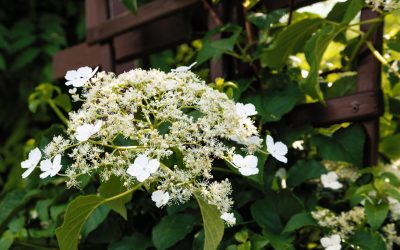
365, 0, 400, 11
21, 66, 289, 225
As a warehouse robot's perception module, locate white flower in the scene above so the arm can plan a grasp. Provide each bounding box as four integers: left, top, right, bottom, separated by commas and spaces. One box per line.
75, 120, 102, 142
235, 103, 257, 117
39, 154, 62, 179
21, 147, 42, 178
292, 140, 304, 150
232, 154, 258, 176
266, 135, 288, 163
171, 62, 197, 72
388, 197, 400, 220
220, 212, 236, 225
65, 66, 99, 87
151, 190, 170, 208
321, 172, 343, 190
320, 234, 341, 250
127, 155, 160, 182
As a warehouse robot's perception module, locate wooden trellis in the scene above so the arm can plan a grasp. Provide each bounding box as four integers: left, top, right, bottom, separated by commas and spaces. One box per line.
53, 0, 383, 166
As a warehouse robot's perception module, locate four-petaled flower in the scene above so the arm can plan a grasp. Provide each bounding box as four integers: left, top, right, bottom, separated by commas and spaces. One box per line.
151, 190, 170, 208
127, 155, 160, 182
235, 103, 257, 118
75, 120, 103, 142
220, 212, 236, 226
320, 234, 341, 250
266, 135, 288, 163
321, 171, 343, 190
171, 62, 197, 72
232, 154, 259, 176
21, 147, 42, 178
39, 154, 62, 179
65, 66, 99, 87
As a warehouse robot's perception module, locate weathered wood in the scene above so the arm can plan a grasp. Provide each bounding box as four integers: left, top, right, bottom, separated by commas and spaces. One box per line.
264, 0, 323, 11
113, 14, 191, 62
87, 0, 200, 44
53, 43, 112, 79
86, 0, 108, 29
288, 90, 383, 126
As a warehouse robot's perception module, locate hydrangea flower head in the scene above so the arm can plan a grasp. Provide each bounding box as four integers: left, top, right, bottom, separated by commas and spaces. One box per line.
21, 147, 42, 178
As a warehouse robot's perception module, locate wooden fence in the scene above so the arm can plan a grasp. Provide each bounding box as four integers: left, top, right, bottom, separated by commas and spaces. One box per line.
53, 0, 383, 166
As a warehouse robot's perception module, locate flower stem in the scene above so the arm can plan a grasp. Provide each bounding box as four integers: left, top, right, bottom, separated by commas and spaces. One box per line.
47, 99, 68, 126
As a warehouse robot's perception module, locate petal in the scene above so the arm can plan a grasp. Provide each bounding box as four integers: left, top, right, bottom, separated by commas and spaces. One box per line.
126, 164, 142, 177
136, 171, 151, 182
69, 78, 87, 88
329, 181, 343, 190
134, 155, 149, 166
40, 159, 52, 171
266, 135, 275, 152
151, 190, 164, 202
239, 167, 259, 176
243, 103, 257, 116
331, 235, 341, 245
65, 70, 78, 80
327, 172, 338, 181
51, 154, 62, 176
320, 237, 331, 247
274, 141, 288, 156
232, 154, 244, 168
235, 103, 246, 117
92, 120, 102, 134
244, 155, 258, 168
22, 167, 35, 178
146, 159, 160, 174
272, 153, 288, 163
29, 148, 42, 165
77, 66, 93, 77
326, 246, 341, 250
75, 124, 93, 142
21, 159, 31, 169
40, 171, 51, 179
88, 66, 99, 79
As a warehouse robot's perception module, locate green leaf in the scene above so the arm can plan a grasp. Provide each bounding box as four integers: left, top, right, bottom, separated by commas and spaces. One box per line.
260, 18, 322, 68
0, 230, 14, 250
263, 230, 294, 250
99, 175, 131, 220
247, 10, 286, 30
53, 94, 72, 112
365, 200, 388, 229
81, 204, 110, 238
194, 194, 224, 250
8, 34, 36, 53
301, 24, 341, 101
55, 195, 106, 250
282, 212, 317, 233
349, 228, 386, 250
379, 134, 400, 160
196, 24, 242, 65
326, 0, 363, 25
11, 48, 40, 71
286, 160, 327, 187
109, 233, 152, 250
0, 189, 41, 230
251, 191, 304, 233
325, 74, 357, 99
152, 214, 196, 250
122, 0, 138, 12
312, 124, 365, 166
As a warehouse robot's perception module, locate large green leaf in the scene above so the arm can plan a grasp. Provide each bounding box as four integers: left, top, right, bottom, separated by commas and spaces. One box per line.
312, 124, 365, 166
56, 184, 142, 250
260, 18, 322, 68
286, 160, 327, 187
379, 134, 400, 160
195, 194, 224, 250
99, 175, 131, 220
55, 195, 105, 250
152, 214, 196, 250
326, 0, 363, 25
109, 233, 152, 250
365, 200, 388, 230
81, 204, 111, 238
282, 212, 317, 233
349, 228, 386, 250
301, 24, 341, 101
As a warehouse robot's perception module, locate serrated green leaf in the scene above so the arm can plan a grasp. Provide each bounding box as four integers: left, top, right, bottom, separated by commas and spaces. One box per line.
194, 194, 224, 250
152, 214, 196, 250
260, 18, 322, 69
365, 200, 388, 229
